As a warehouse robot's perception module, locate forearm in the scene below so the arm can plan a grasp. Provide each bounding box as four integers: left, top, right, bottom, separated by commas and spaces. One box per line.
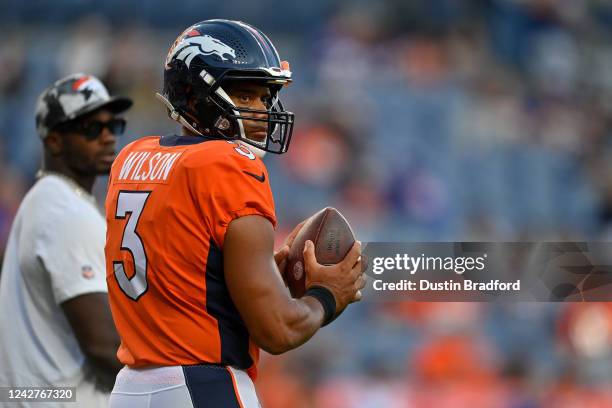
257, 296, 325, 355
61, 293, 123, 390
282, 296, 326, 350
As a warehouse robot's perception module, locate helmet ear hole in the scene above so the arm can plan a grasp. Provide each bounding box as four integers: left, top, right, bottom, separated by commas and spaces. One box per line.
214, 116, 231, 131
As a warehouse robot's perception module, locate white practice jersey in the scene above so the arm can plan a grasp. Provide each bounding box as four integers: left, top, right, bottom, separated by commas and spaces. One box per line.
0, 175, 109, 408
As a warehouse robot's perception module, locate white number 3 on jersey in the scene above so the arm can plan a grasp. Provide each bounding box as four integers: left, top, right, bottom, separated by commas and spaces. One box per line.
113, 191, 151, 300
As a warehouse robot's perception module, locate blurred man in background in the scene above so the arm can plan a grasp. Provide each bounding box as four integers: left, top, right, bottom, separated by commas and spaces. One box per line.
0, 73, 132, 407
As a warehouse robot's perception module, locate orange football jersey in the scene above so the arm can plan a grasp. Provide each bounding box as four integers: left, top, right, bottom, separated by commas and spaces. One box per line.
104, 135, 276, 379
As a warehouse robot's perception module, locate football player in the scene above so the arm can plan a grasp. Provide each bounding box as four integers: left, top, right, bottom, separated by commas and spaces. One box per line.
0, 74, 131, 407
105, 19, 365, 407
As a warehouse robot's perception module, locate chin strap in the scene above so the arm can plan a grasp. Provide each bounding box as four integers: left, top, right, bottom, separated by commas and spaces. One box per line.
155, 93, 203, 136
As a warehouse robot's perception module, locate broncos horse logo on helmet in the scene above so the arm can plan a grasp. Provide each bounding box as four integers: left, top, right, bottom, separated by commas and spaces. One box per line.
158, 19, 294, 154
167, 31, 237, 68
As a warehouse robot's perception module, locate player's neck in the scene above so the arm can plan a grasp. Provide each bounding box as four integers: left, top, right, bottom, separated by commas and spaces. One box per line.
42, 162, 95, 194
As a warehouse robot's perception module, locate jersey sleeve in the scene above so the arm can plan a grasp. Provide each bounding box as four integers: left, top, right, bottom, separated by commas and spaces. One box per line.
195, 146, 276, 248
36, 212, 108, 305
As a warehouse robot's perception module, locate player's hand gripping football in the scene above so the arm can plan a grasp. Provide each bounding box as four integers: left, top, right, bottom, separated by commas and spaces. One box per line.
303, 240, 366, 316
274, 220, 306, 284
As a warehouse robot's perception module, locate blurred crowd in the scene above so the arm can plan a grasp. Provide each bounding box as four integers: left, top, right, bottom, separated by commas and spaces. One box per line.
2, 0, 612, 406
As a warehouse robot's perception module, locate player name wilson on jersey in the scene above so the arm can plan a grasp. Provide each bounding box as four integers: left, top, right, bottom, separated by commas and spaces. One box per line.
117, 151, 182, 182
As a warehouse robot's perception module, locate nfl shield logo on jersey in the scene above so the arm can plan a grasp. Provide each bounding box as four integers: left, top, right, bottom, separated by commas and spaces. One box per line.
81, 265, 95, 279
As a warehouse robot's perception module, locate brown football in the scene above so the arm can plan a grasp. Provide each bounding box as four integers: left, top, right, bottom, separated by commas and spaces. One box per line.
285, 207, 356, 298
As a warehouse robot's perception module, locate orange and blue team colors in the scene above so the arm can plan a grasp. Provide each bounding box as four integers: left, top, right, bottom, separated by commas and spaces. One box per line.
104, 135, 276, 380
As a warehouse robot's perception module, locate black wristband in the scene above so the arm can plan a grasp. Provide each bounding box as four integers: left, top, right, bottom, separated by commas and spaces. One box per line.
305, 285, 337, 327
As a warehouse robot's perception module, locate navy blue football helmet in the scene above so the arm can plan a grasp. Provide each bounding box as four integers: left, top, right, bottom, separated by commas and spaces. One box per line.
158, 19, 294, 154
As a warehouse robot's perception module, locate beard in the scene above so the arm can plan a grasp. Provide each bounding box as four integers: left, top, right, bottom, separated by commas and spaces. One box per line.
63, 148, 112, 178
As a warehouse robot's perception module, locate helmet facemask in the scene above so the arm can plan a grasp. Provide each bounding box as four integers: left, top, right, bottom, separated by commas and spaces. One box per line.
203, 73, 294, 154
159, 62, 294, 154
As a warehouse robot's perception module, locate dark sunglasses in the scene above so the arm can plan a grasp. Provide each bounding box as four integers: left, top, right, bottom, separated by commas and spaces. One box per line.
59, 118, 127, 140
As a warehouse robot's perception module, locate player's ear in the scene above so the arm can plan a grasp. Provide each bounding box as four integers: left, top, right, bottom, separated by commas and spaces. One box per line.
44, 131, 64, 156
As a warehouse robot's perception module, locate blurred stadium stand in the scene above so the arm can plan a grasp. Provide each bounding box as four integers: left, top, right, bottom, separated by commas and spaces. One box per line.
2, 0, 612, 406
